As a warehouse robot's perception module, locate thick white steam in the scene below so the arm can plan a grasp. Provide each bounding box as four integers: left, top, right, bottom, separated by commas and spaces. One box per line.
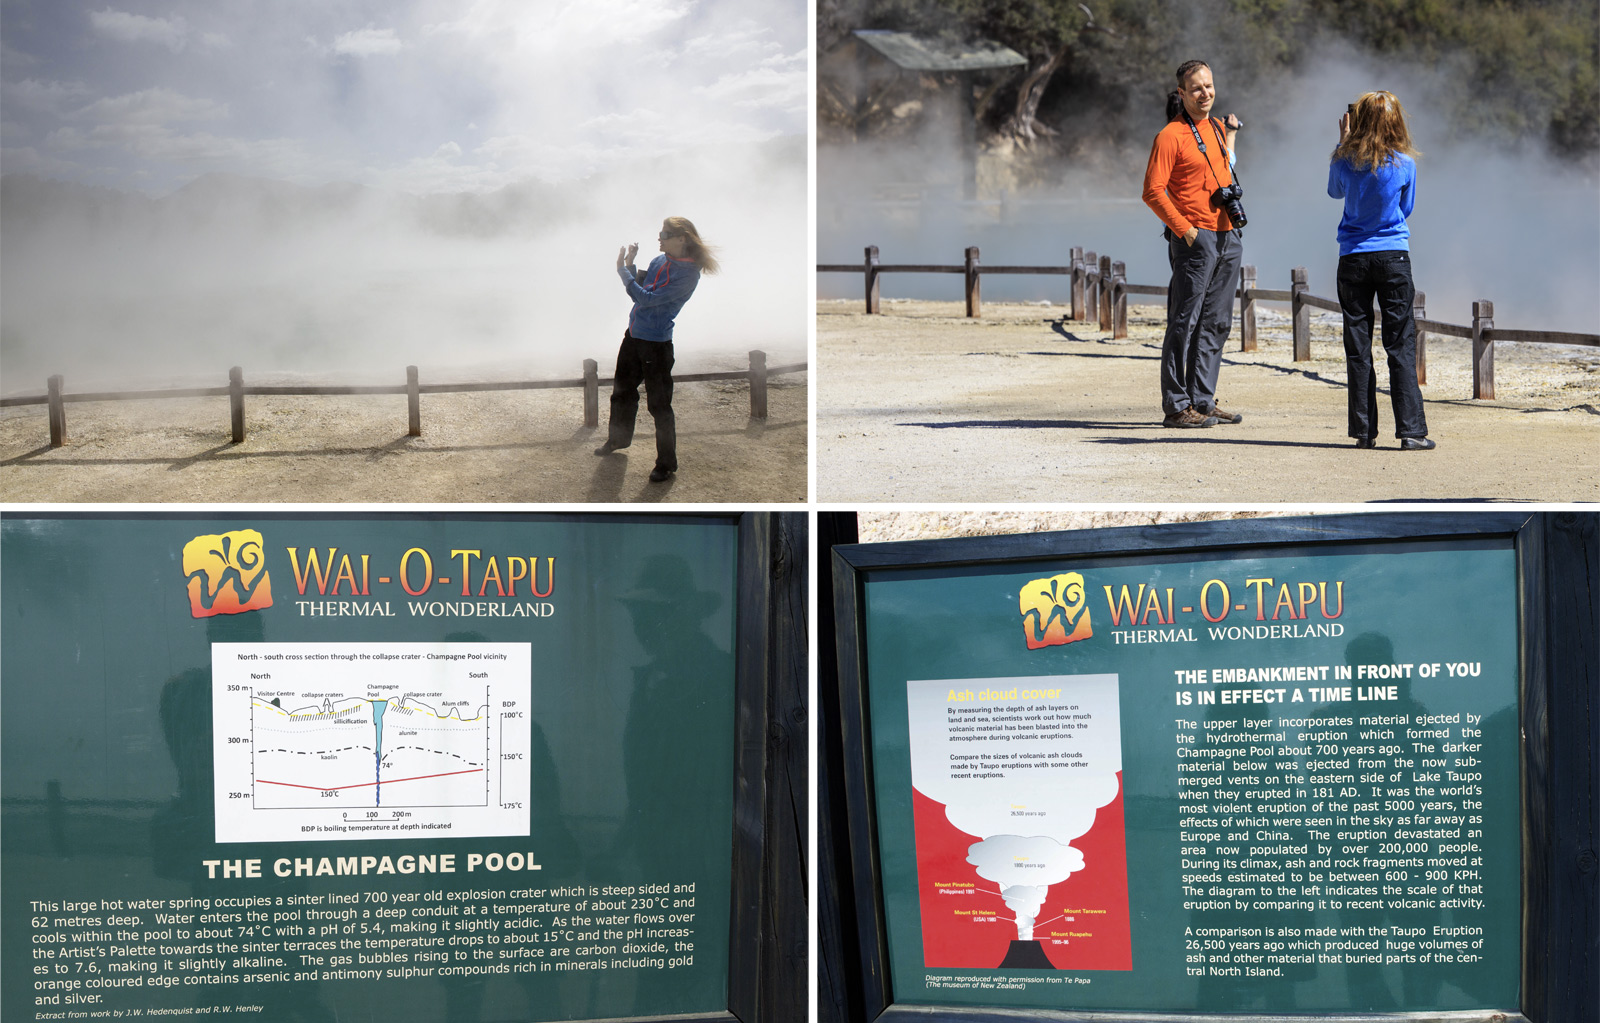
820, 41, 1598, 332
1, 141, 804, 392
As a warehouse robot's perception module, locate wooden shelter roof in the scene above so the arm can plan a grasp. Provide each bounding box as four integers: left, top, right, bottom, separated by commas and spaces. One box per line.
849, 30, 1026, 72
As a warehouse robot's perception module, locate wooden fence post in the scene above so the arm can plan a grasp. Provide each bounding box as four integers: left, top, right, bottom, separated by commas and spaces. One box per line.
1291, 267, 1310, 362
406, 365, 421, 436
1070, 247, 1085, 321
1084, 250, 1098, 323
1239, 264, 1257, 351
229, 366, 245, 443
1097, 255, 1112, 332
583, 359, 600, 427
865, 245, 880, 315
1414, 290, 1427, 386
46, 375, 66, 448
1473, 299, 1495, 399
1111, 261, 1127, 339
749, 350, 769, 419
964, 246, 981, 318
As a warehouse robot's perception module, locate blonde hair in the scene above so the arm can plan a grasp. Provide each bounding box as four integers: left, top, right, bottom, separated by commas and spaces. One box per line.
664, 216, 719, 275
1333, 91, 1421, 171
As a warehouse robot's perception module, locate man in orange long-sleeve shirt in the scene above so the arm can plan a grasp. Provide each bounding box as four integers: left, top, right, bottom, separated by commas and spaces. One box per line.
1142, 60, 1245, 428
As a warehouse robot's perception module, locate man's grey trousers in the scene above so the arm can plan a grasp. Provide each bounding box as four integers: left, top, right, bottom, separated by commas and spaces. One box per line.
1161, 227, 1242, 415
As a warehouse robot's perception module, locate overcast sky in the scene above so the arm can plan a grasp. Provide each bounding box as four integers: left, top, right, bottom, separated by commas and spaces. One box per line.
0, 0, 807, 194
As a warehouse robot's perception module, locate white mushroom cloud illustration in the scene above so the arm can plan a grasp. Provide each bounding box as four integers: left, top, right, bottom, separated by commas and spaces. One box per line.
908, 674, 1122, 942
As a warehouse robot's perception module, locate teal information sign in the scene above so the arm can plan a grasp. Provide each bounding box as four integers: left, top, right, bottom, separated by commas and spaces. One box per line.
863, 541, 1520, 1013
3, 514, 737, 1022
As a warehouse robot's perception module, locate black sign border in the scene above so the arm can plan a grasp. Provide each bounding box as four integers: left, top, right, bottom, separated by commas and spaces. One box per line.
822, 511, 1598, 1023
0, 509, 807, 1023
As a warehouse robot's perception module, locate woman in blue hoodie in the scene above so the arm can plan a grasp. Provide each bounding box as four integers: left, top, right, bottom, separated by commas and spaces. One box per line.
595, 217, 719, 482
1329, 91, 1432, 450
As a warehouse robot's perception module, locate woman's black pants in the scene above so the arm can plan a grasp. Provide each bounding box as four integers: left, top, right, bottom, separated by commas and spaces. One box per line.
606, 332, 676, 471
1337, 250, 1428, 440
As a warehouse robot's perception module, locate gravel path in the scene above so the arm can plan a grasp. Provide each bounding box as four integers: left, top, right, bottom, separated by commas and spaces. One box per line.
818, 300, 1599, 503
1, 376, 806, 503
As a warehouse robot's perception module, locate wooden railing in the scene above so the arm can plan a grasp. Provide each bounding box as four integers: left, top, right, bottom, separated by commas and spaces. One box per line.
2, 352, 806, 449
819, 245, 1599, 399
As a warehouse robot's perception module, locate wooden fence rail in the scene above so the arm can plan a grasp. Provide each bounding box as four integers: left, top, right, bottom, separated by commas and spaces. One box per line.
818, 245, 1600, 400
2, 352, 806, 449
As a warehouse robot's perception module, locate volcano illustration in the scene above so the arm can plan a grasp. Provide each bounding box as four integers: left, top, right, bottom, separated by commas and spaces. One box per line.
997, 939, 1055, 969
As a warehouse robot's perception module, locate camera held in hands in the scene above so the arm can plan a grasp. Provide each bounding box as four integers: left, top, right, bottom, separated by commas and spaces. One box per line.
1211, 183, 1247, 228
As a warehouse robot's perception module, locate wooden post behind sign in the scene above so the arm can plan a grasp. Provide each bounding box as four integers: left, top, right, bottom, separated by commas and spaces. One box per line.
964, 247, 981, 318
1414, 290, 1427, 386
1291, 267, 1310, 361
1070, 247, 1085, 321
1239, 264, 1257, 351
1084, 250, 1098, 323
406, 365, 421, 436
1098, 255, 1112, 332
229, 366, 245, 443
865, 246, 880, 315
1111, 261, 1127, 339
749, 350, 769, 418
583, 359, 600, 427
47, 375, 66, 448
1473, 300, 1495, 399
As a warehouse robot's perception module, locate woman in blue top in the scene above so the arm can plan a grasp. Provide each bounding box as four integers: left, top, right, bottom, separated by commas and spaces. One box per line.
1328, 90, 1432, 450
594, 216, 719, 482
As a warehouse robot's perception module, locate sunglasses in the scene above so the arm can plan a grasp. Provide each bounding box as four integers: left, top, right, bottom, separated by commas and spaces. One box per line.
658, 231, 682, 241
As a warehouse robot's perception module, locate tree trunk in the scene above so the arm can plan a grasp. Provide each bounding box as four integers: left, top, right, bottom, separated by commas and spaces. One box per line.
1001, 42, 1071, 143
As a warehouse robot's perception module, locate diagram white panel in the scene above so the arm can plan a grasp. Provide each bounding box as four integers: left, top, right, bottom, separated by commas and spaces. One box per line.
211, 642, 531, 843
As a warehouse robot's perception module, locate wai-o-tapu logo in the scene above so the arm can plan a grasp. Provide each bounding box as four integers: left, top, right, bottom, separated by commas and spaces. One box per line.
1020, 572, 1092, 649
183, 529, 273, 618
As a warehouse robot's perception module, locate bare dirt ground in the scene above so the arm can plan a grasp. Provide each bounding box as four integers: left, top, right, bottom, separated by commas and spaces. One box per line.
854, 509, 1301, 540
818, 300, 1600, 503
0, 376, 806, 504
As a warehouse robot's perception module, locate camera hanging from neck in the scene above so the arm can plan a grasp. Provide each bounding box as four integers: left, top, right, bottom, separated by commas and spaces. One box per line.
1181, 109, 1246, 230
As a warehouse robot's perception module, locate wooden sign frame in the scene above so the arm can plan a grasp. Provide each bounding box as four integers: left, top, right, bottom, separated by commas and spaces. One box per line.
823, 512, 1596, 1023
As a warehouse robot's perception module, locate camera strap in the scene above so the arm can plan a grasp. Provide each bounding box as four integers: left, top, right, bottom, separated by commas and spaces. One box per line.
1181, 110, 1232, 192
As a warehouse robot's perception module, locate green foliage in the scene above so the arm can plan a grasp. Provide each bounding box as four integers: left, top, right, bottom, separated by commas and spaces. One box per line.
955, 0, 1086, 58
1306, 0, 1598, 154
831, 0, 1599, 157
